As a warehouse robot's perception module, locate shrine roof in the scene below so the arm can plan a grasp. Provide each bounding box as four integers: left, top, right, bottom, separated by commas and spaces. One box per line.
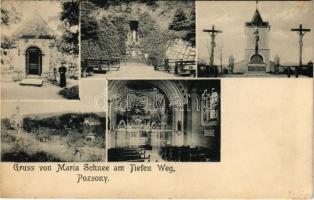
246, 9, 269, 27
14, 12, 55, 39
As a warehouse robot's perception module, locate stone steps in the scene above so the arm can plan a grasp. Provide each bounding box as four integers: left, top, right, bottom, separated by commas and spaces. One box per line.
245, 73, 272, 77
19, 77, 43, 86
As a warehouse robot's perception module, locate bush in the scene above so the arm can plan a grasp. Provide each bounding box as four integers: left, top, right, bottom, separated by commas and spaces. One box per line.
58, 85, 79, 99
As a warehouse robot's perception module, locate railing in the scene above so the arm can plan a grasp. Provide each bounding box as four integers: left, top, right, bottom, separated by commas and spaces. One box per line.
175, 60, 196, 76
121, 56, 147, 64
82, 58, 120, 75
152, 58, 196, 76
277, 64, 313, 77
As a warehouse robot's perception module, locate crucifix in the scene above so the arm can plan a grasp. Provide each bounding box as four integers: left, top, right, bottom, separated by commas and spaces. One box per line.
203, 25, 223, 66
291, 24, 311, 67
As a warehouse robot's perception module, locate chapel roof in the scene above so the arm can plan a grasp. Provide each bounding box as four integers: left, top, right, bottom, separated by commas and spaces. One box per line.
246, 9, 269, 27
14, 11, 55, 39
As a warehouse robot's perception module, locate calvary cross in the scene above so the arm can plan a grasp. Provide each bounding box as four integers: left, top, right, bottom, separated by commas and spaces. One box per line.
253, 28, 260, 55
203, 25, 223, 66
291, 24, 311, 67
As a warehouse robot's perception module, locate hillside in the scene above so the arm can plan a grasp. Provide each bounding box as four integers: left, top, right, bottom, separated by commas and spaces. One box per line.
81, 0, 195, 61
1, 112, 106, 162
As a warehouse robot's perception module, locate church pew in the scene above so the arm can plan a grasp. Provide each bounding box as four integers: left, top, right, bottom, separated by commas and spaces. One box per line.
189, 148, 207, 162
108, 148, 150, 162
178, 147, 192, 162
137, 144, 152, 150
159, 146, 211, 162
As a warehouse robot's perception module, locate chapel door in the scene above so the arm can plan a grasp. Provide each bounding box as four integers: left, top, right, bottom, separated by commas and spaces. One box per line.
26, 47, 42, 75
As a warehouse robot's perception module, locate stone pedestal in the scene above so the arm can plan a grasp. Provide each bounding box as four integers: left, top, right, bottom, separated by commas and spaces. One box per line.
247, 63, 267, 74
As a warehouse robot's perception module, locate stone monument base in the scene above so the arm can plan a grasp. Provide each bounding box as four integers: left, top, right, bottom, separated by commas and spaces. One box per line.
247, 63, 267, 75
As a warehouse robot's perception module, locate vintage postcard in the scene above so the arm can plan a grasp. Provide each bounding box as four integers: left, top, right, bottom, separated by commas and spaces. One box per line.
81, 0, 196, 78
197, 1, 313, 78
0, 0, 313, 199
1, 0, 80, 100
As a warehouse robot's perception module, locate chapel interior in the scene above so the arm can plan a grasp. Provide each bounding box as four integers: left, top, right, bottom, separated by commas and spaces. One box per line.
108, 80, 220, 162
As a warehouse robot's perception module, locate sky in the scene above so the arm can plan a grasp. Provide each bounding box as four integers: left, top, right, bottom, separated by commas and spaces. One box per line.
197, 1, 313, 65
1, 0, 63, 36
1, 80, 107, 118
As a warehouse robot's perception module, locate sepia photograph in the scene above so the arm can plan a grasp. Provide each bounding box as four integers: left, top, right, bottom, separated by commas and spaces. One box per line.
81, 0, 196, 78
0, 0, 313, 198
197, 1, 313, 78
1, 80, 107, 162
1, 0, 80, 100
108, 80, 220, 162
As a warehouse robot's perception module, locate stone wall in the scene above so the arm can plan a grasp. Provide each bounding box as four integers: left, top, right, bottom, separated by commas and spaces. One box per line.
14, 38, 55, 78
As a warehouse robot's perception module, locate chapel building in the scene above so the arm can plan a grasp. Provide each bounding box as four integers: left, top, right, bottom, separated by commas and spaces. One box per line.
11, 13, 57, 84
234, 7, 275, 74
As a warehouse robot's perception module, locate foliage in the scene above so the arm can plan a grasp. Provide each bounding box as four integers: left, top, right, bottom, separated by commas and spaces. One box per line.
1, 118, 11, 129
81, 15, 98, 40
59, 85, 79, 99
1, 2, 21, 49
88, 0, 157, 8
169, 8, 188, 31
81, 0, 195, 60
169, 7, 195, 46
23, 113, 105, 137
60, 1, 79, 26
1, 2, 21, 27
274, 55, 280, 65
228, 55, 235, 66
97, 14, 128, 56
1, 35, 15, 49
2, 112, 106, 161
228, 55, 235, 73
56, 0, 79, 55
81, 13, 128, 60
139, 12, 174, 59
81, 1, 99, 40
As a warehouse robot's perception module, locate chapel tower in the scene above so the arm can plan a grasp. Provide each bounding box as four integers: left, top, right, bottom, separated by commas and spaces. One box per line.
244, 6, 271, 73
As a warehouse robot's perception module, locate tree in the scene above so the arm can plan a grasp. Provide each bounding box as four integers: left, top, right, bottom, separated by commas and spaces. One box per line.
81, 1, 99, 40
139, 12, 173, 60
56, 0, 79, 55
1, 2, 22, 27
168, 7, 195, 46
169, 8, 188, 31
88, 0, 157, 8
1, 35, 15, 49
218, 44, 223, 74
274, 55, 280, 73
81, 15, 98, 40
1, 118, 11, 129
60, 1, 79, 26
97, 14, 128, 57
228, 55, 235, 73
184, 8, 196, 47
80, 0, 193, 61
1, 2, 21, 49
